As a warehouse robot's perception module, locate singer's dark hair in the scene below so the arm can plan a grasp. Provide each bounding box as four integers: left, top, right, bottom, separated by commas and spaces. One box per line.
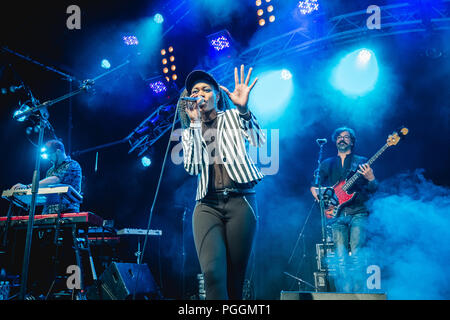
332, 126, 356, 149
177, 85, 232, 129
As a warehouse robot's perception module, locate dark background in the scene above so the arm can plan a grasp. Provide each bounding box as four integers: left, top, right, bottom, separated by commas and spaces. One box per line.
0, 0, 449, 299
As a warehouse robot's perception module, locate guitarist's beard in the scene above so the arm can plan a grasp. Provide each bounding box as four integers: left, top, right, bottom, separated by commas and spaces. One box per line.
337, 141, 352, 152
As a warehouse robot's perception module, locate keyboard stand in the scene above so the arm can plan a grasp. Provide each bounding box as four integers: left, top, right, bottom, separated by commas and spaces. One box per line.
44, 218, 98, 300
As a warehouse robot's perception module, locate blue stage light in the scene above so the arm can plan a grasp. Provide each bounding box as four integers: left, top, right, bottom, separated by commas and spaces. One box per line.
40, 147, 48, 159
248, 69, 294, 124
123, 35, 139, 46
298, 0, 319, 15
141, 156, 152, 167
331, 48, 379, 97
210, 35, 230, 52
149, 81, 167, 94
101, 59, 111, 69
281, 69, 293, 80
13, 104, 31, 122
154, 13, 164, 24
207, 30, 233, 55
357, 49, 372, 67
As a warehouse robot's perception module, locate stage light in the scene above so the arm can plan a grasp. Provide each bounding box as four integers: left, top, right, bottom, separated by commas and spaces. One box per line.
40, 147, 48, 160
207, 30, 234, 56
153, 13, 164, 24
210, 35, 230, 51
357, 49, 372, 67
123, 35, 139, 46
149, 81, 167, 94
172, 74, 177, 81
13, 103, 31, 122
256, 0, 275, 26
281, 69, 292, 80
248, 69, 294, 124
331, 48, 379, 97
160, 46, 177, 82
141, 156, 151, 167
101, 59, 111, 69
298, 0, 319, 15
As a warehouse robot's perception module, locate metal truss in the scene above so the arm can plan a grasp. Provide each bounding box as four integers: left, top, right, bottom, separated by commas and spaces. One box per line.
125, 1, 450, 157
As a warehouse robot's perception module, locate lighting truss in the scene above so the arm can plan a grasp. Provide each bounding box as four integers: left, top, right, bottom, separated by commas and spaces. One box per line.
78, 2, 449, 157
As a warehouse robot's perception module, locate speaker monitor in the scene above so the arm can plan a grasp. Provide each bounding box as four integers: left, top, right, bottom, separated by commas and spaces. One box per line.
280, 291, 387, 300
88, 262, 158, 300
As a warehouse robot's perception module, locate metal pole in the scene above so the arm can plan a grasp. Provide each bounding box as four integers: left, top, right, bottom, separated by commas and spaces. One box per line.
19, 117, 45, 299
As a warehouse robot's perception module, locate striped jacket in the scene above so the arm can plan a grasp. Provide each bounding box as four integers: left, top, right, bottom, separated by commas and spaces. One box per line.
182, 108, 266, 200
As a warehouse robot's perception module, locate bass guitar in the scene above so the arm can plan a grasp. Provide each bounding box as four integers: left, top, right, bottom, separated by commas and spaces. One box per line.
316, 127, 409, 220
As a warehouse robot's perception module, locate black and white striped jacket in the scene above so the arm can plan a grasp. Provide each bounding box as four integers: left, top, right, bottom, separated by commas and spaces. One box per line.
182, 108, 266, 200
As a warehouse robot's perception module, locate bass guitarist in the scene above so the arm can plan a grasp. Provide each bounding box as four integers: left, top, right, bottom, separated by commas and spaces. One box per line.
310, 126, 378, 293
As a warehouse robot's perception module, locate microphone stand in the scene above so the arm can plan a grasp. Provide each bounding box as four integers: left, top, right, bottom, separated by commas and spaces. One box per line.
131, 97, 180, 300
284, 272, 317, 291
313, 139, 330, 292
18, 104, 50, 300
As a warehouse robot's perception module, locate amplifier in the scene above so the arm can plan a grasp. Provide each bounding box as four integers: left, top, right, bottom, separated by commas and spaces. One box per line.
313, 272, 336, 292
86, 262, 159, 300
316, 242, 336, 272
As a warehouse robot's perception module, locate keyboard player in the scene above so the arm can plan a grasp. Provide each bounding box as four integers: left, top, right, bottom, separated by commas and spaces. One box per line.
10, 139, 82, 214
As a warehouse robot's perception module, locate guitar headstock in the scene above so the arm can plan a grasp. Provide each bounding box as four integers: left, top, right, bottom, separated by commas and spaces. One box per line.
387, 126, 409, 146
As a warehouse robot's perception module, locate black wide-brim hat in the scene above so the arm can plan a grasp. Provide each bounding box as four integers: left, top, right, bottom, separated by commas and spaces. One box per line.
185, 70, 220, 95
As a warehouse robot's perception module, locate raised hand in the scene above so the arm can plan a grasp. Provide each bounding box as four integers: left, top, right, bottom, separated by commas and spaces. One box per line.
220, 64, 258, 113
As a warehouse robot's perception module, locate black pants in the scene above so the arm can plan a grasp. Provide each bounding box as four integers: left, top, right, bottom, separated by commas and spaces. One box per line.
193, 192, 258, 300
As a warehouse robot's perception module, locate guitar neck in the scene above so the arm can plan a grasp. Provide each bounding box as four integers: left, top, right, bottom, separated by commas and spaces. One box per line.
343, 143, 389, 191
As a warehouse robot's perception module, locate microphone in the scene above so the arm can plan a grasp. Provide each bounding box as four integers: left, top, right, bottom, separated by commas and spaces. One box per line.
316, 138, 327, 145
180, 97, 203, 102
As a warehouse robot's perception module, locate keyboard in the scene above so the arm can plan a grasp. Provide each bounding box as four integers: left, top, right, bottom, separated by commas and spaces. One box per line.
2, 184, 82, 209
116, 228, 162, 236
0, 212, 103, 228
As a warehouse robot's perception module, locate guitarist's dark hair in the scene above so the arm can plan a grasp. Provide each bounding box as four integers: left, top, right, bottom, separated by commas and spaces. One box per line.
332, 126, 356, 150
